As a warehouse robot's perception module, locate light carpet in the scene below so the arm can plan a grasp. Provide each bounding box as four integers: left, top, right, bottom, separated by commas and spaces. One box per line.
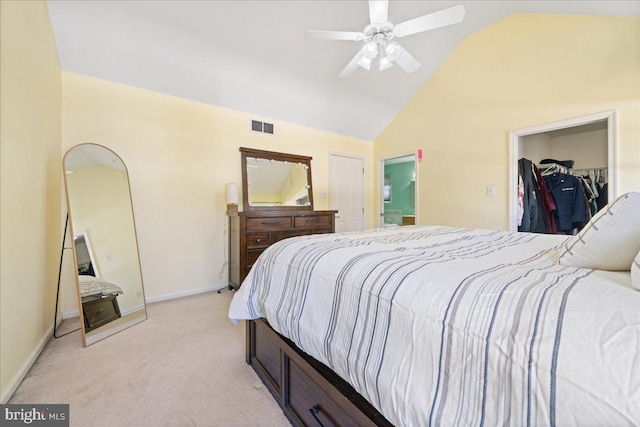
9, 291, 291, 427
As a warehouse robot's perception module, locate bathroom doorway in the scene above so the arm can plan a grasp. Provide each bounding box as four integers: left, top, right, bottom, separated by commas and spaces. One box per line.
378, 153, 417, 228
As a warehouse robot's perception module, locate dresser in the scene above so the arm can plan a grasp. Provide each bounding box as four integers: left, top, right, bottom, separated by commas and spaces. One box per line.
81, 294, 121, 332
228, 209, 337, 289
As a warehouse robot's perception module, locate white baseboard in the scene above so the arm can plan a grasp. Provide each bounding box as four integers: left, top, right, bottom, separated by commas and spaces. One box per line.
1, 324, 54, 404
62, 309, 79, 319
121, 304, 145, 316
145, 285, 222, 304
63, 305, 141, 319
63, 285, 226, 316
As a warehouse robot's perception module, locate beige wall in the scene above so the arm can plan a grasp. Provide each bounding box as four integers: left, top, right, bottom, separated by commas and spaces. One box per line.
61, 72, 374, 301
521, 129, 608, 169
375, 14, 640, 230
549, 130, 608, 170
0, 1, 62, 401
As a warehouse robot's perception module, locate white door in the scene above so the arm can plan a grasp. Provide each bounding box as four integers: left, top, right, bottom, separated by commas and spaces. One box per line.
330, 154, 364, 233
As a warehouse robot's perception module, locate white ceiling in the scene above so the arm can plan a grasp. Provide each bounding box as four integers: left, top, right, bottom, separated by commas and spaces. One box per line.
47, 1, 639, 141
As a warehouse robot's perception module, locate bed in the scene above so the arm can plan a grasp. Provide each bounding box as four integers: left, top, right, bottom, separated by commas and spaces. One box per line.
78, 275, 124, 298
78, 275, 123, 332
229, 195, 640, 426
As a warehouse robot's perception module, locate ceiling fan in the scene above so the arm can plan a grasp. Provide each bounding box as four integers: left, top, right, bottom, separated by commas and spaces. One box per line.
305, 0, 465, 77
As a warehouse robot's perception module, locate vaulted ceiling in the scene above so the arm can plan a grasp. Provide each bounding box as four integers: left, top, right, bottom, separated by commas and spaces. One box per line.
47, 1, 639, 141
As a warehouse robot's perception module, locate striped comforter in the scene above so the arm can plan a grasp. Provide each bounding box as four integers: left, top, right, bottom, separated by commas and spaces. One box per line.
229, 226, 640, 426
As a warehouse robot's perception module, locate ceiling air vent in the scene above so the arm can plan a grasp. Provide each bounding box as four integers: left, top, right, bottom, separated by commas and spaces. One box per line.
251, 120, 274, 135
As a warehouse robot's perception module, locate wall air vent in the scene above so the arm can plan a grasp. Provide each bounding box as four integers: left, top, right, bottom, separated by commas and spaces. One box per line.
251, 120, 274, 135
251, 120, 262, 132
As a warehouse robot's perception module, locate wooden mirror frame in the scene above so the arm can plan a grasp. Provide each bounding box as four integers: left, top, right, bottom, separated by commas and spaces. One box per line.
240, 147, 314, 211
63, 143, 147, 347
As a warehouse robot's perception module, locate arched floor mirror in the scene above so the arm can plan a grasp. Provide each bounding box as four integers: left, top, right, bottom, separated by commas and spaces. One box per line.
63, 143, 147, 346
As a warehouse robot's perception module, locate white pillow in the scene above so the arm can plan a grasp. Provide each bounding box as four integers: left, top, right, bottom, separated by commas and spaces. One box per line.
632, 251, 640, 291
559, 192, 640, 271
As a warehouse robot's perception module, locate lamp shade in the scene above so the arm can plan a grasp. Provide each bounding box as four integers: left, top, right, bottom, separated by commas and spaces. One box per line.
225, 183, 239, 205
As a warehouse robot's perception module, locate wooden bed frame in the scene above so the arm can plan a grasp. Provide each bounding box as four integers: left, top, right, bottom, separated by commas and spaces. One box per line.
81, 294, 121, 332
246, 319, 393, 427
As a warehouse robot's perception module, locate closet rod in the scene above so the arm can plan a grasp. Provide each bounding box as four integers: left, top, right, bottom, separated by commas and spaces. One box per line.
538, 163, 608, 174
570, 166, 608, 173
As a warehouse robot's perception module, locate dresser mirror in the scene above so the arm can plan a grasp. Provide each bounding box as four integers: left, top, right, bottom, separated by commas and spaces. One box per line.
240, 147, 313, 210
63, 144, 147, 347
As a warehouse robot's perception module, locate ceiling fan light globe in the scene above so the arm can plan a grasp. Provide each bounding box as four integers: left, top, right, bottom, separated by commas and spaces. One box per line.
357, 56, 372, 70
385, 42, 401, 61
379, 57, 393, 70
361, 41, 378, 59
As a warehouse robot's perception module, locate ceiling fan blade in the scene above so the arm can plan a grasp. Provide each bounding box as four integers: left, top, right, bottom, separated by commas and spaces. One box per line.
339, 50, 364, 77
369, 0, 389, 24
393, 5, 465, 38
393, 45, 421, 73
305, 30, 364, 41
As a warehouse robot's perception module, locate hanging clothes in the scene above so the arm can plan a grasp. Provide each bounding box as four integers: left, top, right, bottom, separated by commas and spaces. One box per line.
596, 183, 608, 210
579, 178, 593, 224
588, 177, 599, 215
577, 175, 598, 217
518, 158, 546, 233
517, 174, 524, 227
533, 164, 557, 234
544, 172, 588, 232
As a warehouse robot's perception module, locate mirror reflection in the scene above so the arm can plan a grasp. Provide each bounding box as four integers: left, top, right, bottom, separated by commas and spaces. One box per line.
246, 157, 311, 207
247, 157, 311, 206
64, 144, 147, 346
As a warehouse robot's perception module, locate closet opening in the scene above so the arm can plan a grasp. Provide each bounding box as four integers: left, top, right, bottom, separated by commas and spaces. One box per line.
508, 110, 617, 233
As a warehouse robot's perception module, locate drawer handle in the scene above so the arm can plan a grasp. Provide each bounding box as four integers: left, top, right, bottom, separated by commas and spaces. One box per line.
255, 238, 261, 242
261, 221, 280, 225
309, 406, 326, 427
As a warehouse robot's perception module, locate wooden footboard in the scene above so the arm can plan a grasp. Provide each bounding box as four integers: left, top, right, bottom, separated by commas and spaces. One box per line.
246, 319, 393, 427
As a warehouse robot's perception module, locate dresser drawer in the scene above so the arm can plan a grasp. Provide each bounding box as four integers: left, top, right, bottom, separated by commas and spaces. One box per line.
247, 233, 270, 249
313, 228, 332, 235
231, 210, 336, 289
286, 357, 360, 427
82, 296, 121, 332
294, 215, 330, 229
247, 216, 292, 231
247, 248, 266, 267
272, 230, 312, 244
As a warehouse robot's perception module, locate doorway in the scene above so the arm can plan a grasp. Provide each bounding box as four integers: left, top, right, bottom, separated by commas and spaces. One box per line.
378, 154, 417, 228
329, 153, 365, 233
509, 110, 617, 232
74, 232, 99, 277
